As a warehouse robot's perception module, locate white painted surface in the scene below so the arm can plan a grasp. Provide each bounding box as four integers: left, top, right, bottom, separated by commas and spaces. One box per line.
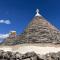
0, 44, 60, 55
35, 9, 41, 17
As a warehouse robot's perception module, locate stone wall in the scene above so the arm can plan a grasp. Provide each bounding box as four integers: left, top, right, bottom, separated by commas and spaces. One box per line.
0, 50, 43, 60
0, 50, 60, 60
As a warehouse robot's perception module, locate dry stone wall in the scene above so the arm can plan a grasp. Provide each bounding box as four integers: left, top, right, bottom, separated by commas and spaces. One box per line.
20, 16, 60, 44
0, 50, 60, 60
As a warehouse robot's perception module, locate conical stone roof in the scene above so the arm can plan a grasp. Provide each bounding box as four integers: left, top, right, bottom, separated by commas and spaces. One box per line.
3, 9, 60, 45
20, 9, 60, 43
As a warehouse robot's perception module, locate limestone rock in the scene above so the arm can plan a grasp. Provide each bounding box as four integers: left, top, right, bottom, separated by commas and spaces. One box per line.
20, 16, 60, 43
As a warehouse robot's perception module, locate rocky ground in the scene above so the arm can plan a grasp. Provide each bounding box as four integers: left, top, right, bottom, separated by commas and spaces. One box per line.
0, 50, 60, 60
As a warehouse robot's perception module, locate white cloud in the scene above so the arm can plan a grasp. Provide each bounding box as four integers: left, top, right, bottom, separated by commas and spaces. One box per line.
0, 34, 9, 38
0, 20, 4, 23
5, 20, 11, 24
0, 20, 11, 24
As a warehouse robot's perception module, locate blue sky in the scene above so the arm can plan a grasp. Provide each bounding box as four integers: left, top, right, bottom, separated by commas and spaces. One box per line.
0, 0, 60, 36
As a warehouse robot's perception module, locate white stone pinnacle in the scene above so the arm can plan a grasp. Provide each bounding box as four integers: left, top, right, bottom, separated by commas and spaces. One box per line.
35, 9, 41, 17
